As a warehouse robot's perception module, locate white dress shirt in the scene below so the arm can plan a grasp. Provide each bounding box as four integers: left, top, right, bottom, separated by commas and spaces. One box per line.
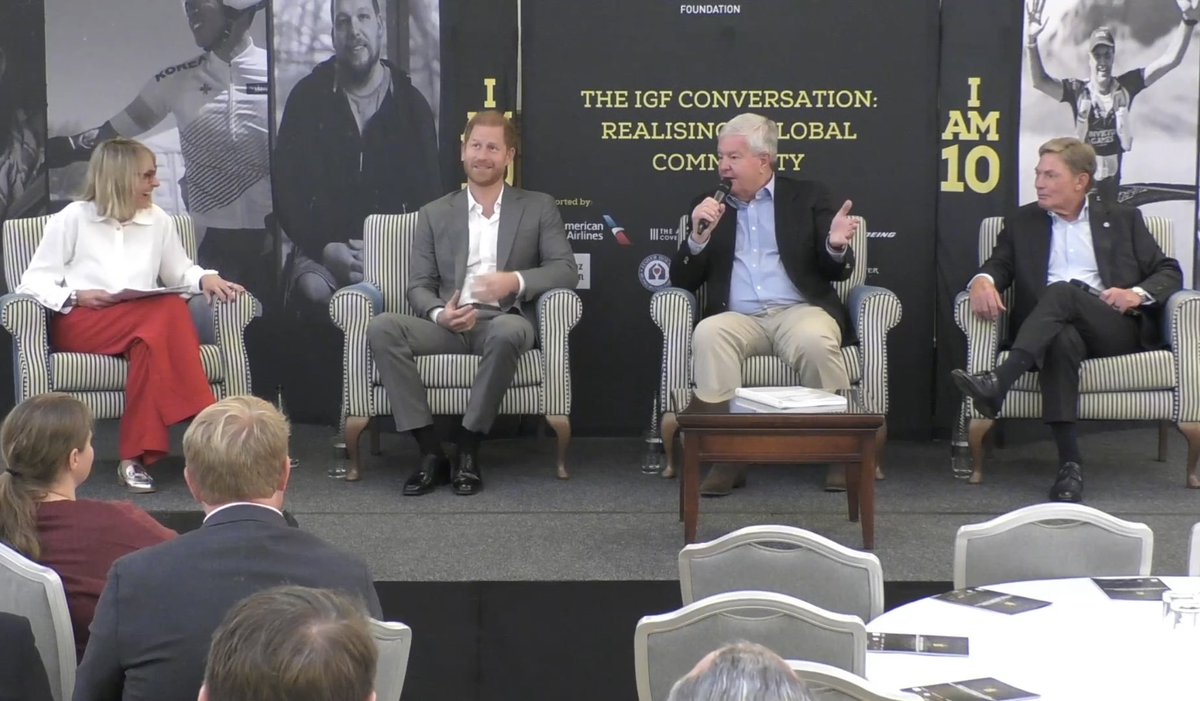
430, 186, 525, 324
203, 501, 284, 522
16, 201, 214, 313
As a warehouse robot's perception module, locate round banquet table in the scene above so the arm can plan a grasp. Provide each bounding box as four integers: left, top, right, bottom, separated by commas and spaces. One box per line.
866, 576, 1200, 699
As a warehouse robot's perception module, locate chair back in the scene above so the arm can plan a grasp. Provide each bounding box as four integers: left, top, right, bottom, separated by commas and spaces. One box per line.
673, 214, 868, 308
634, 590, 867, 701
953, 503, 1153, 589
3, 213, 198, 292
679, 525, 884, 622
0, 543, 75, 701
787, 660, 920, 701
363, 213, 422, 316
369, 618, 413, 701
1188, 522, 1200, 577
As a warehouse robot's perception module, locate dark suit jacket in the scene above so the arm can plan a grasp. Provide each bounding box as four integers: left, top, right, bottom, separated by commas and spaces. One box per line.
669, 176, 856, 343
980, 199, 1183, 349
73, 504, 382, 701
0, 612, 53, 701
406, 186, 578, 325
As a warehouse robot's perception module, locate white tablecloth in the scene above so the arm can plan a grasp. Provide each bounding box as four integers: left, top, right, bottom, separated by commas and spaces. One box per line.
866, 577, 1200, 699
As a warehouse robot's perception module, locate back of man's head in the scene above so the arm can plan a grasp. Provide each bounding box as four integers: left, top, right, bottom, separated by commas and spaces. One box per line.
183, 395, 290, 506
667, 641, 812, 701
200, 585, 377, 701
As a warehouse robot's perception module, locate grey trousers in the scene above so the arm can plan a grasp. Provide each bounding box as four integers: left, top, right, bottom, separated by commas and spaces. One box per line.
366, 309, 535, 433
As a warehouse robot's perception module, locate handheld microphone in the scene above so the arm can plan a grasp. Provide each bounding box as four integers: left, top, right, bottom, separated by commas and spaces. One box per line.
695, 178, 733, 238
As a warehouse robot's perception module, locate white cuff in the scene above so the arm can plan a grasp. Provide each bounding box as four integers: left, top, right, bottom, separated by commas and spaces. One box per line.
967, 273, 995, 291
515, 271, 526, 297
687, 237, 708, 255
430, 307, 444, 324
1131, 286, 1154, 305
825, 238, 847, 261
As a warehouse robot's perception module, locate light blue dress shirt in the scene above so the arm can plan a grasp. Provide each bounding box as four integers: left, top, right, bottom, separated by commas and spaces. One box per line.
1046, 201, 1103, 290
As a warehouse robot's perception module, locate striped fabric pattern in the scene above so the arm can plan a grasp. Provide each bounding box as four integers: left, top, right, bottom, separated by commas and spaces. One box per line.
0, 214, 258, 417
961, 216, 1188, 422
336, 213, 582, 425
654, 215, 900, 429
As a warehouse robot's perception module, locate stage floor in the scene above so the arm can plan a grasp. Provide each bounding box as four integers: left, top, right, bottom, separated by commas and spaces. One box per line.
82, 420, 1200, 582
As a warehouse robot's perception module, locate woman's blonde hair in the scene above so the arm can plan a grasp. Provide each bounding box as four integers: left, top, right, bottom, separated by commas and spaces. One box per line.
80, 137, 155, 222
0, 393, 93, 560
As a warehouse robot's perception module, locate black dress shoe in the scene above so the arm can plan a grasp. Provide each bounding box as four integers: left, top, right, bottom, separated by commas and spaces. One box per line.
452, 452, 483, 496
1050, 462, 1083, 503
403, 454, 450, 496
951, 369, 1005, 419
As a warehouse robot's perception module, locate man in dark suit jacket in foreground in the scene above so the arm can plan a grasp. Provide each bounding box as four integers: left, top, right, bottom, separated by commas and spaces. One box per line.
671, 112, 860, 496
73, 396, 382, 701
954, 137, 1182, 502
0, 612, 52, 701
367, 110, 577, 497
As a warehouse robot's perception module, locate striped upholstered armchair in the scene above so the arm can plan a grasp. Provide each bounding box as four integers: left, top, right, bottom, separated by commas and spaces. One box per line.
0, 214, 259, 417
651, 215, 903, 477
955, 215, 1200, 486
329, 213, 582, 481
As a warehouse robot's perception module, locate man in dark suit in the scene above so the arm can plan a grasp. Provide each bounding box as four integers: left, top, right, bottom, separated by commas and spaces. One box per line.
953, 136, 1182, 502
671, 112, 860, 496
366, 110, 577, 497
0, 612, 53, 701
73, 396, 381, 701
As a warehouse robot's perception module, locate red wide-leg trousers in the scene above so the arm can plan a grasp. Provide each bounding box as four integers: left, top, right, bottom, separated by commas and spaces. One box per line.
51, 295, 216, 464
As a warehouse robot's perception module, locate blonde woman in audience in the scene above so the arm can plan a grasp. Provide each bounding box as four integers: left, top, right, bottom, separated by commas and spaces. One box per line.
15, 137, 244, 492
0, 392, 175, 659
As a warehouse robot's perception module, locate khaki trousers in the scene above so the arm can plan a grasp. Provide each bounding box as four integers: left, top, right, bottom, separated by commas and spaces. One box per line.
691, 304, 850, 402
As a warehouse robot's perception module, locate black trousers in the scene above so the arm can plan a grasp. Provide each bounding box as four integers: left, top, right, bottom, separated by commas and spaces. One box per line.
1010, 281, 1141, 424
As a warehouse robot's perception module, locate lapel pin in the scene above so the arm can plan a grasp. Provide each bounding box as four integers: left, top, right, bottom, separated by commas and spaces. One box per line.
1103, 222, 1110, 228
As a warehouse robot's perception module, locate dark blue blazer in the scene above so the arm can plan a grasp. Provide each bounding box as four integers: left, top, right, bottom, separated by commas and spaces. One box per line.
73, 504, 382, 701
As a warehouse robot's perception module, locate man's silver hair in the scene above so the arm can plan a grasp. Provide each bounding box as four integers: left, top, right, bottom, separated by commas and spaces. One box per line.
718, 113, 778, 160
666, 641, 813, 701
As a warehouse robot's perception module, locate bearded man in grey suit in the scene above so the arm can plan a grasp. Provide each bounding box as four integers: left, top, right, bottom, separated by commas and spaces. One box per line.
366, 110, 577, 496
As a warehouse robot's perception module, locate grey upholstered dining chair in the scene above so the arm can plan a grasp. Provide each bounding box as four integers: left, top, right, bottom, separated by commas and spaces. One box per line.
953, 503, 1153, 589
678, 525, 884, 622
0, 544, 75, 701
368, 618, 413, 701
633, 590, 867, 701
787, 660, 921, 701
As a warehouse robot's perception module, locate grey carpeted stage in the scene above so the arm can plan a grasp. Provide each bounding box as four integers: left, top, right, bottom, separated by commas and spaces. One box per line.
82, 420, 1200, 582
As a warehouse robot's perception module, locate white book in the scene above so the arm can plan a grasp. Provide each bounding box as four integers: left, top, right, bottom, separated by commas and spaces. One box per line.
733, 386, 848, 411
109, 285, 193, 302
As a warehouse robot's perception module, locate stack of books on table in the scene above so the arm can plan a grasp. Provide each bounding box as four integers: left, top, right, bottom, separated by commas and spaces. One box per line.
733, 386, 848, 413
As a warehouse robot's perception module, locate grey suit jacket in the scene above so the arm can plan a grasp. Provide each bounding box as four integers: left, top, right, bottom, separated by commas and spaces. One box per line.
406, 186, 578, 322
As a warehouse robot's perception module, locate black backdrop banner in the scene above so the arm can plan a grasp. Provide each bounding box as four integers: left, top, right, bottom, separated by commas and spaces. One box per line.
522, 0, 940, 436
932, 0, 1023, 430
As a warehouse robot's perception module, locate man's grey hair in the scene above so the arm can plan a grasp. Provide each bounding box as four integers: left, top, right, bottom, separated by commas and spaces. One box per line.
718, 113, 778, 160
666, 641, 813, 701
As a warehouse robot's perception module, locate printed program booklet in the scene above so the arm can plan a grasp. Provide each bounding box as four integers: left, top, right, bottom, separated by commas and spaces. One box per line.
732, 386, 848, 411
867, 632, 969, 656
903, 677, 1039, 700
1091, 576, 1170, 601
934, 587, 1051, 615
110, 285, 192, 301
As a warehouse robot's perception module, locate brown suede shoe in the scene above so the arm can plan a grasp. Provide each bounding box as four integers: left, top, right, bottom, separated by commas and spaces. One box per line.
700, 464, 748, 497
823, 464, 846, 492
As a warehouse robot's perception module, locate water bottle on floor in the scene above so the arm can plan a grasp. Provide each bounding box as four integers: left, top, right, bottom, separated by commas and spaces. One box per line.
951, 404, 972, 480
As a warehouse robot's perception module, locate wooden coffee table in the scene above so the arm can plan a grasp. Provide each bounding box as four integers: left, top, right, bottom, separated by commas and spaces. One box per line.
676, 394, 885, 548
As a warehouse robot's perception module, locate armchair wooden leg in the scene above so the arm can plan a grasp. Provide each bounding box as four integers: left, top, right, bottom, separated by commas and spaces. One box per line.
660, 412, 679, 479
344, 416, 370, 482
369, 418, 382, 456
1158, 420, 1169, 462
968, 418, 994, 485
546, 414, 571, 480
874, 422, 887, 480
1178, 422, 1200, 488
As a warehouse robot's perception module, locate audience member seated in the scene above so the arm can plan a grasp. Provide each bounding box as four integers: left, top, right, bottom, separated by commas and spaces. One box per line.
0, 612, 53, 701
667, 640, 814, 701
200, 585, 377, 701
0, 392, 175, 659
73, 395, 382, 701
